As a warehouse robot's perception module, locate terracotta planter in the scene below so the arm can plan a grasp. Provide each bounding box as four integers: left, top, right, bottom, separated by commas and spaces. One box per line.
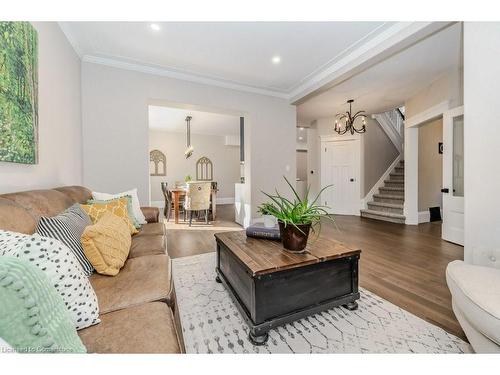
278, 220, 311, 252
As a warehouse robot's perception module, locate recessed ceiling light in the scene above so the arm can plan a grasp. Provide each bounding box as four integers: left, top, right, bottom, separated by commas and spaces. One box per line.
271, 56, 281, 64
299, 127, 304, 131
150, 23, 160, 31
298, 136, 304, 140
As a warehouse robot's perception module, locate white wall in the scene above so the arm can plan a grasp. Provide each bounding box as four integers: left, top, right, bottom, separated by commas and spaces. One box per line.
307, 116, 397, 200
404, 69, 463, 224
149, 130, 240, 202
0, 22, 82, 193
81, 62, 296, 224
463, 22, 500, 267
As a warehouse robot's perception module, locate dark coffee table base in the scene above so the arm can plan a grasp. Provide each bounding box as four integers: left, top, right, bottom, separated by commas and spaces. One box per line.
215, 240, 360, 345
216, 269, 359, 345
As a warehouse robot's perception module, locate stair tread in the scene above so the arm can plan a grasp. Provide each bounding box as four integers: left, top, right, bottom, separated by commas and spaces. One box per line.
384, 179, 404, 184
360, 209, 406, 219
390, 172, 404, 176
380, 186, 404, 191
373, 193, 404, 200
367, 201, 404, 209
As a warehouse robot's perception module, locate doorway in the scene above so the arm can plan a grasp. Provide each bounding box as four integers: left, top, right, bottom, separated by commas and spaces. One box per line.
320, 137, 361, 215
442, 106, 464, 245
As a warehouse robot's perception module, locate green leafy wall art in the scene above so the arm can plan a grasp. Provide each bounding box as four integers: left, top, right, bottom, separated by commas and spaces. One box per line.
0, 22, 38, 164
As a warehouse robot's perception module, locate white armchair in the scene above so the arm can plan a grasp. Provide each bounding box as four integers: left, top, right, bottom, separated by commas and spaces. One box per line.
184, 181, 212, 226
446, 256, 500, 353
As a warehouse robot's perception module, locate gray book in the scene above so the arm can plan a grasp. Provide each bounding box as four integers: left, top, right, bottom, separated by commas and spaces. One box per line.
246, 222, 281, 240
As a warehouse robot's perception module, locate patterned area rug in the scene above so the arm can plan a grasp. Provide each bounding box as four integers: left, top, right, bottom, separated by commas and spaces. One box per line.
172, 252, 471, 354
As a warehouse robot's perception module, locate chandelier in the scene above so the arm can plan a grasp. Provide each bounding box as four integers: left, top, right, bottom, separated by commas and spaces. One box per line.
184, 116, 194, 159
334, 99, 367, 135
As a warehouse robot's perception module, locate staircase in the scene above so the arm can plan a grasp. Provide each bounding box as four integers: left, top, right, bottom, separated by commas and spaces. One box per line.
361, 160, 405, 224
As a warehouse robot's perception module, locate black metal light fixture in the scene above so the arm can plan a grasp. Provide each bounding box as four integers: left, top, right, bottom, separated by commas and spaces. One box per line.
184, 116, 194, 159
334, 99, 367, 135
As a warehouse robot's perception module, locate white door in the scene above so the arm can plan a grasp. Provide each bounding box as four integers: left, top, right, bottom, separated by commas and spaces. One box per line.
321, 139, 360, 215
442, 106, 464, 245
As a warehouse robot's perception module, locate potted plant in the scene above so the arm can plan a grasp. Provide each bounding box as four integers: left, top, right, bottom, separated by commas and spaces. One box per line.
185, 175, 192, 183
258, 202, 278, 228
258, 177, 334, 252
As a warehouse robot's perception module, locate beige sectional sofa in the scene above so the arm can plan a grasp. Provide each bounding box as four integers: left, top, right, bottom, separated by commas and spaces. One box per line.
0, 186, 181, 353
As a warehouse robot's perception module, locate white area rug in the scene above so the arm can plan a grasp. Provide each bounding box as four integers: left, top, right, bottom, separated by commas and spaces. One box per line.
172, 252, 471, 353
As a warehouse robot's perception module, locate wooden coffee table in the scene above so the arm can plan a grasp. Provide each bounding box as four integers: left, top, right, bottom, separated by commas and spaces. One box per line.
214, 231, 361, 345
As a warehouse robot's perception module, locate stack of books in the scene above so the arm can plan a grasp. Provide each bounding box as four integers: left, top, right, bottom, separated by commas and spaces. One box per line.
246, 222, 281, 240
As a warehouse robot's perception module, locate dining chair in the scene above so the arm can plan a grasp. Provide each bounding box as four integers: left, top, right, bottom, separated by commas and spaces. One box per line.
160, 182, 172, 221
184, 181, 212, 226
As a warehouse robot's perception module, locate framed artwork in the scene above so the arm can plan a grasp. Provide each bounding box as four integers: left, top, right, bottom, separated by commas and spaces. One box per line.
150, 149, 166, 176
0, 22, 38, 164
196, 156, 213, 181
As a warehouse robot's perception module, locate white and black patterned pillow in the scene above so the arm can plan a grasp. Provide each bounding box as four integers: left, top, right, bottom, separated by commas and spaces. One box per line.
0, 229, 28, 254
0, 230, 101, 330
36, 203, 94, 276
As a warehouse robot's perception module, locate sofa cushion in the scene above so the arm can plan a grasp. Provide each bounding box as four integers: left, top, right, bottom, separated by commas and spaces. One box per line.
1, 189, 75, 221
0, 198, 37, 234
78, 302, 180, 353
81, 212, 132, 276
136, 222, 165, 237
446, 260, 500, 344
129, 234, 166, 259
54, 186, 92, 204
89, 255, 172, 314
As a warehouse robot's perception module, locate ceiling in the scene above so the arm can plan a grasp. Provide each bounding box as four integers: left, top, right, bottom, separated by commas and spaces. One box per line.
149, 106, 240, 136
297, 23, 462, 123
60, 21, 391, 95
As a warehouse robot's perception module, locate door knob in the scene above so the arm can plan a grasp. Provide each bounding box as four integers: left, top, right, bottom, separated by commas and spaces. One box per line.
349, 178, 355, 182
441, 188, 449, 193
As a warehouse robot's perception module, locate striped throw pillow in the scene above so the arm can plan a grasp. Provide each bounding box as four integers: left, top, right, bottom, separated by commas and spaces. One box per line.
36, 204, 94, 276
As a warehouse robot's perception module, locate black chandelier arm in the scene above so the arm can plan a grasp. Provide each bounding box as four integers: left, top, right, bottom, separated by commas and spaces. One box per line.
353, 125, 366, 134
334, 125, 350, 135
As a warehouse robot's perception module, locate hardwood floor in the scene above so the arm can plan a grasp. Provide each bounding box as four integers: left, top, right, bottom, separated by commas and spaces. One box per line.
165, 205, 465, 340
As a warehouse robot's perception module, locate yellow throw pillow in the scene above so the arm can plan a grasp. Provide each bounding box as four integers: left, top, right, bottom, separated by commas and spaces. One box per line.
81, 197, 138, 235
81, 212, 131, 276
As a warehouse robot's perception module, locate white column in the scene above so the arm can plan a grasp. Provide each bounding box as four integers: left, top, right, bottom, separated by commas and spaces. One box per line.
463, 22, 500, 267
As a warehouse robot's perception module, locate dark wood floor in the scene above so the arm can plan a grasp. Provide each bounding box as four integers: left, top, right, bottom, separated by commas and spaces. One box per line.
165, 205, 465, 340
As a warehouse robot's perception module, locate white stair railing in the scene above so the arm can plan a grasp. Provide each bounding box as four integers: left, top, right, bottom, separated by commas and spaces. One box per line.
372, 109, 404, 153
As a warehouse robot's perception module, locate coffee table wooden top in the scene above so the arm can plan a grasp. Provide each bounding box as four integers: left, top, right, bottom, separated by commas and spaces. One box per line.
214, 230, 361, 276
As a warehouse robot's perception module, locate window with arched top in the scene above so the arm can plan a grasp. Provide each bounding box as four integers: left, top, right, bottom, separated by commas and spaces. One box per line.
196, 156, 213, 181
150, 149, 166, 176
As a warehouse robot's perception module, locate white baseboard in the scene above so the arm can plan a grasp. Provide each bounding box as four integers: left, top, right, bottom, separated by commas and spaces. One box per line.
216, 197, 235, 205
361, 155, 401, 208
418, 209, 442, 224
418, 211, 430, 223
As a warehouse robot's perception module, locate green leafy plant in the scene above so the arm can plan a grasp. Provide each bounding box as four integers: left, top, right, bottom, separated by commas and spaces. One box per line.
257, 176, 334, 235
184, 175, 192, 182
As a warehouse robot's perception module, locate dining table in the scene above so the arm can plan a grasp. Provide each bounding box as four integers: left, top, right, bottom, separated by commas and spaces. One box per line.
171, 187, 218, 224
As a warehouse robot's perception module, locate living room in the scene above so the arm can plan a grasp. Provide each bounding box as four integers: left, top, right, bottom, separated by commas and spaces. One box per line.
1, 0, 500, 373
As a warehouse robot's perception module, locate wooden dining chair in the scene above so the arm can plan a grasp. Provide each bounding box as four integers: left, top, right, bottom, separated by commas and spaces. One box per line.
184, 181, 212, 226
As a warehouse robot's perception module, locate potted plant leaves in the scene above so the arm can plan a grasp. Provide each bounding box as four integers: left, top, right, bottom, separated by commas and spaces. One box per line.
258, 177, 334, 252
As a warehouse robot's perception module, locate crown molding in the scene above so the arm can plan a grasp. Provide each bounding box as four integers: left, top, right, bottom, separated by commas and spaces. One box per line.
61, 21, 455, 104
289, 21, 456, 104
81, 55, 290, 99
